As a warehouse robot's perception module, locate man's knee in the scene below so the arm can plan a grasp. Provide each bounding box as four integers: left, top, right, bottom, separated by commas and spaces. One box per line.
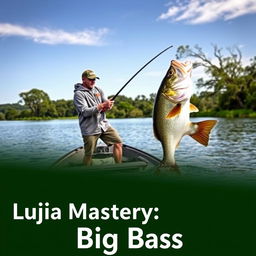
114, 143, 122, 150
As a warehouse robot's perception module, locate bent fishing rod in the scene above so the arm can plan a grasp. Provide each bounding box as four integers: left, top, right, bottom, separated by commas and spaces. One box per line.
111, 45, 173, 100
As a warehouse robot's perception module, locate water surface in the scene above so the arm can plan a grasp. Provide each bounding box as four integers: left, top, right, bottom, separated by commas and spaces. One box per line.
0, 118, 255, 176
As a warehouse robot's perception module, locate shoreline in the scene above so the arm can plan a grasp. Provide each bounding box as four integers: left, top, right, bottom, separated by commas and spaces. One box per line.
0, 111, 256, 121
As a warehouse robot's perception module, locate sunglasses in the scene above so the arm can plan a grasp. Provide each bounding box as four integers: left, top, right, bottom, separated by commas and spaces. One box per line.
88, 78, 96, 81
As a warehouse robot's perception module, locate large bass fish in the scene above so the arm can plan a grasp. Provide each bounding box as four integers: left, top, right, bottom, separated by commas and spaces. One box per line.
153, 60, 217, 167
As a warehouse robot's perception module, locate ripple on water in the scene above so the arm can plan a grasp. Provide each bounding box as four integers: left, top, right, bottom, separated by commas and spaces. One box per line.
0, 118, 255, 177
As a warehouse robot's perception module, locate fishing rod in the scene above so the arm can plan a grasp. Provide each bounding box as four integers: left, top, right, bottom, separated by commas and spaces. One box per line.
111, 45, 173, 100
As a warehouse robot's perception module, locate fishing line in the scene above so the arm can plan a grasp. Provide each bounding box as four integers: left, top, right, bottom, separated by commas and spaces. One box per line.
111, 45, 173, 100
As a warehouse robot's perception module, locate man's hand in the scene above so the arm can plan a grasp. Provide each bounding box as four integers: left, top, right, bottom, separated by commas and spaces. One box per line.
97, 99, 114, 112
107, 99, 114, 110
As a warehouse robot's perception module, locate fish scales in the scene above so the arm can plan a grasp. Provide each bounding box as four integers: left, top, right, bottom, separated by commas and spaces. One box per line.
153, 60, 217, 167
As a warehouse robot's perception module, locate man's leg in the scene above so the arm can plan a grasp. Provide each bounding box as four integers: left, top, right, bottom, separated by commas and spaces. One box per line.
82, 134, 99, 166
113, 143, 122, 164
83, 155, 93, 166
100, 127, 123, 164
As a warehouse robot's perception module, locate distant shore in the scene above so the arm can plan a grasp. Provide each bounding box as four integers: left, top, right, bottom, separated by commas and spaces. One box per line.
191, 109, 256, 118
0, 109, 256, 121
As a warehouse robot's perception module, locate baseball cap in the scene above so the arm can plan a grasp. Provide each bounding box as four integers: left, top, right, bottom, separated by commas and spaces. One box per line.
81, 70, 99, 79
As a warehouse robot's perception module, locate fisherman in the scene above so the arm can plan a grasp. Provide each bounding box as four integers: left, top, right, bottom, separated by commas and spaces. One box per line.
73, 69, 122, 166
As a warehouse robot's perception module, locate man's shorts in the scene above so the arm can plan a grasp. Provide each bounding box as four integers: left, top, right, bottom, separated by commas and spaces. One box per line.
82, 126, 122, 156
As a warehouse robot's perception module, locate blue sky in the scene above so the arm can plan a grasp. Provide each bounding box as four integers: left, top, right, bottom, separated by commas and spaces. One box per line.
0, 0, 256, 104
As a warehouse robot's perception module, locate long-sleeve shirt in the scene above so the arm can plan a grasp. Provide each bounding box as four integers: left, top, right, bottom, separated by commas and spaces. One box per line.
73, 83, 110, 136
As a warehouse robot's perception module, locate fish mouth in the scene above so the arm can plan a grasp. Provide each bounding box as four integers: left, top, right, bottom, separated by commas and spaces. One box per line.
162, 60, 193, 103
171, 60, 192, 76
162, 92, 187, 103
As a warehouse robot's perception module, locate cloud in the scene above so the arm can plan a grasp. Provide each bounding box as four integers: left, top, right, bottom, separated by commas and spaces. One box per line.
0, 23, 109, 45
158, 0, 256, 24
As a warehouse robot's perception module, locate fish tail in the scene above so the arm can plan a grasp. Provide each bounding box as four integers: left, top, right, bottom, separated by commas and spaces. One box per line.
190, 120, 217, 146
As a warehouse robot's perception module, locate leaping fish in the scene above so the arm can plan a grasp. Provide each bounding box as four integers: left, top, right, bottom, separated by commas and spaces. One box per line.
153, 60, 217, 167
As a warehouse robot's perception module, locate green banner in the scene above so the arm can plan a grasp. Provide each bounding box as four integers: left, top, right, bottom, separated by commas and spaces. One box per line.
1, 164, 256, 256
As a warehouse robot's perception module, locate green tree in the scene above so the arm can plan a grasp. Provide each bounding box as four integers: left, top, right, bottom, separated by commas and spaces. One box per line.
5, 108, 20, 120
46, 104, 58, 117
19, 89, 55, 117
243, 57, 256, 110
149, 93, 156, 103
0, 112, 5, 120
52, 99, 67, 117
129, 108, 143, 117
108, 106, 126, 118
19, 109, 32, 118
52, 99, 77, 117
105, 94, 156, 118
66, 100, 77, 117
176, 45, 256, 111
134, 95, 153, 117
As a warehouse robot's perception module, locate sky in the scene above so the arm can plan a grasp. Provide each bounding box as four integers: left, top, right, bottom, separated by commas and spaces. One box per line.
0, 0, 256, 104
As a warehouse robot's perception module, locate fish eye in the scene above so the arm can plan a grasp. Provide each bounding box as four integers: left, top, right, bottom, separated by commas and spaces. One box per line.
169, 67, 175, 76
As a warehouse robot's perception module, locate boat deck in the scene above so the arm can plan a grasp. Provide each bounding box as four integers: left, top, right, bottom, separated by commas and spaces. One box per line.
53, 144, 160, 170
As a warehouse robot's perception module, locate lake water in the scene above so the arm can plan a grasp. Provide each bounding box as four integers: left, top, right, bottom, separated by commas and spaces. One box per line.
0, 118, 255, 176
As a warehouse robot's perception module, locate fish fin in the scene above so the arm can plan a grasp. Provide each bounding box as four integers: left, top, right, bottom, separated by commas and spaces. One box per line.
190, 120, 217, 146
166, 104, 181, 119
190, 103, 199, 113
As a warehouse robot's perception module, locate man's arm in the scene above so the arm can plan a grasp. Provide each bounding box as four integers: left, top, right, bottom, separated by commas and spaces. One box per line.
74, 91, 112, 116
74, 92, 99, 117
97, 87, 114, 111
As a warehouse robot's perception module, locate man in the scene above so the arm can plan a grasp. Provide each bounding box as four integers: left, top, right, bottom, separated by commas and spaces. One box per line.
74, 69, 122, 165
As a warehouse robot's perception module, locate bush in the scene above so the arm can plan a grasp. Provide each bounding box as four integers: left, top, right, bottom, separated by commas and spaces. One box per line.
5, 108, 20, 120
0, 112, 5, 120
129, 108, 143, 118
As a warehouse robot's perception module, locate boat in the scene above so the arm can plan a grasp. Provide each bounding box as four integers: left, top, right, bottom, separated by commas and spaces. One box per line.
53, 144, 161, 171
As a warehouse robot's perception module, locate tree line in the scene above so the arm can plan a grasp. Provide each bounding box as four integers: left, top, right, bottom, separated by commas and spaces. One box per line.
176, 45, 256, 117
0, 89, 155, 120
0, 44, 255, 120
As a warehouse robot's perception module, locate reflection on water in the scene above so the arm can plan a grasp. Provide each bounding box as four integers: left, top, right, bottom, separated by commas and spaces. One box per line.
0, 118, 255, 175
